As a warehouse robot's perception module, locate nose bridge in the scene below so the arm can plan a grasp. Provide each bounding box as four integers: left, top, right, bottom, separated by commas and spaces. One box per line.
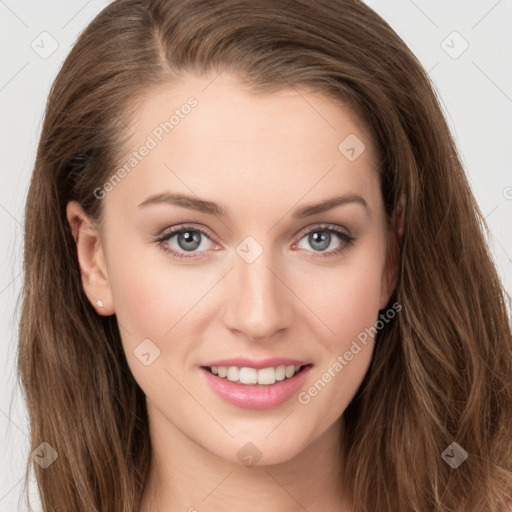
223, 237, 294, 340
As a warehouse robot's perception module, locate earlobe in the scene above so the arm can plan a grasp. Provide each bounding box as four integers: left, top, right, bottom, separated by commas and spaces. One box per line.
66, 201, 114, 315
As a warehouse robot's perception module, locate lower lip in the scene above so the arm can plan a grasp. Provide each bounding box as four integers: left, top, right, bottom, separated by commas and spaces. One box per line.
200, 365, 312, 410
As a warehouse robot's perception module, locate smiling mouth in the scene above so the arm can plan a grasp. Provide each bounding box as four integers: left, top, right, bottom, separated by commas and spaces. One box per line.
202, 364, 312, 386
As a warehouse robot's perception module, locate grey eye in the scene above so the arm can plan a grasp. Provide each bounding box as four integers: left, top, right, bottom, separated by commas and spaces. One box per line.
175, 230, 202, 251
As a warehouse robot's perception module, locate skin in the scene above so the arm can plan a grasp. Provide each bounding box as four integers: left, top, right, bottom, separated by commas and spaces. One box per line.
67, 72, 399, 512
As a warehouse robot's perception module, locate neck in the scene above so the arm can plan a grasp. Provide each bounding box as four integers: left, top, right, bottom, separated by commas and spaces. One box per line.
138, 405, 352, 512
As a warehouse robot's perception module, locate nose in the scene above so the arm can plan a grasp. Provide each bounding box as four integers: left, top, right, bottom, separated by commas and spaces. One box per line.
222, 249, 295, 342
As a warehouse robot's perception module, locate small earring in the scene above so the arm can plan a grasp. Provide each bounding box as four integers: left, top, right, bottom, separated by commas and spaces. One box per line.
96, 300, 103, 308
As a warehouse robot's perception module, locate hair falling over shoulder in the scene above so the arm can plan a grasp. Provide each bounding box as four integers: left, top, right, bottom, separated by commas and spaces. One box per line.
17, 1, 512, 511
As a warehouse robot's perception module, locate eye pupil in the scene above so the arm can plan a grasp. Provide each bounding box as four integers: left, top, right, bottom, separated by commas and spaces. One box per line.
309, 231, 331, 251
178, 231, 201, 251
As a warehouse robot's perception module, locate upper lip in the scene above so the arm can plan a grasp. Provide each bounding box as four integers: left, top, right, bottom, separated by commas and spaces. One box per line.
201, 357, 312, 370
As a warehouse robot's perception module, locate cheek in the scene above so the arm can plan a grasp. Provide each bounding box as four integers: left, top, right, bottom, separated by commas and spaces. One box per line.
106, 249, 210, 393
300, 247, 386, 349
302, 242, 387, 411
108, 260, 171, 336
105, 241, 205, 360
295, 257, 383, 421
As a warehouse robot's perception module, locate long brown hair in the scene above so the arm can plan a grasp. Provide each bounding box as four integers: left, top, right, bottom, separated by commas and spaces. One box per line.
17, 1, 512, 511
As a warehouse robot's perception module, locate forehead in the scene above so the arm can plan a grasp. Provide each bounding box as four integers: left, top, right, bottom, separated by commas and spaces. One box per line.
105, 72, 381, 220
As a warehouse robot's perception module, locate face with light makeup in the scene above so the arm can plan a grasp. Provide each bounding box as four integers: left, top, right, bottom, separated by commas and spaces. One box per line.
67, 71, 397, 467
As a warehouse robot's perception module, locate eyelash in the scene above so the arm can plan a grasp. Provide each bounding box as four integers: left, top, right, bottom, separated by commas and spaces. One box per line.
154, 222, 356, 260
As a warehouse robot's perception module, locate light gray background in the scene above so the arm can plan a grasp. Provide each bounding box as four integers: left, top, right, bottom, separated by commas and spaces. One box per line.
1, 1, 511, 510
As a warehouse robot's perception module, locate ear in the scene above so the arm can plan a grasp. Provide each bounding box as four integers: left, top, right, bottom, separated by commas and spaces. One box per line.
379, 203, 404, 309
66, 201, 114, 315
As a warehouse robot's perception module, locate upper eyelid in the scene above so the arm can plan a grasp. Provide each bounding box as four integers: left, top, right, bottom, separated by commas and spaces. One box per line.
295, 222, 351, 238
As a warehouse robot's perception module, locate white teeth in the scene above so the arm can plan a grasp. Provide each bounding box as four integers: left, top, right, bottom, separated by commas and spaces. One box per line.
285, 365, 296, 378
227, 366, 239, 381
257, 367, 275, 385
239, 367, 258, 384
275, 365, 286, 381
209, 364, 305, 385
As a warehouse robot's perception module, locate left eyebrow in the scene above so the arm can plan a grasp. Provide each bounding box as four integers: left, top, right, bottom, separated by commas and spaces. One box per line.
292, 193, 368, 218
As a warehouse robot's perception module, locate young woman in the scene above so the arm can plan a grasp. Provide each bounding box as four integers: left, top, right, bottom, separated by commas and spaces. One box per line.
17, 1, 512, 511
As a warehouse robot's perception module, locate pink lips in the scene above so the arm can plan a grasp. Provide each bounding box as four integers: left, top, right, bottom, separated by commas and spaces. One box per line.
199, 358, 313, 410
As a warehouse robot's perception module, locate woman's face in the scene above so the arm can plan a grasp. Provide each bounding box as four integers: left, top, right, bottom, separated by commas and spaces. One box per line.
85, 72, 395, 465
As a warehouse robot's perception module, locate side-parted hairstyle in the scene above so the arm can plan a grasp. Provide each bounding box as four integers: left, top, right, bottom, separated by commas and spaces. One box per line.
17, 1, 512, 511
